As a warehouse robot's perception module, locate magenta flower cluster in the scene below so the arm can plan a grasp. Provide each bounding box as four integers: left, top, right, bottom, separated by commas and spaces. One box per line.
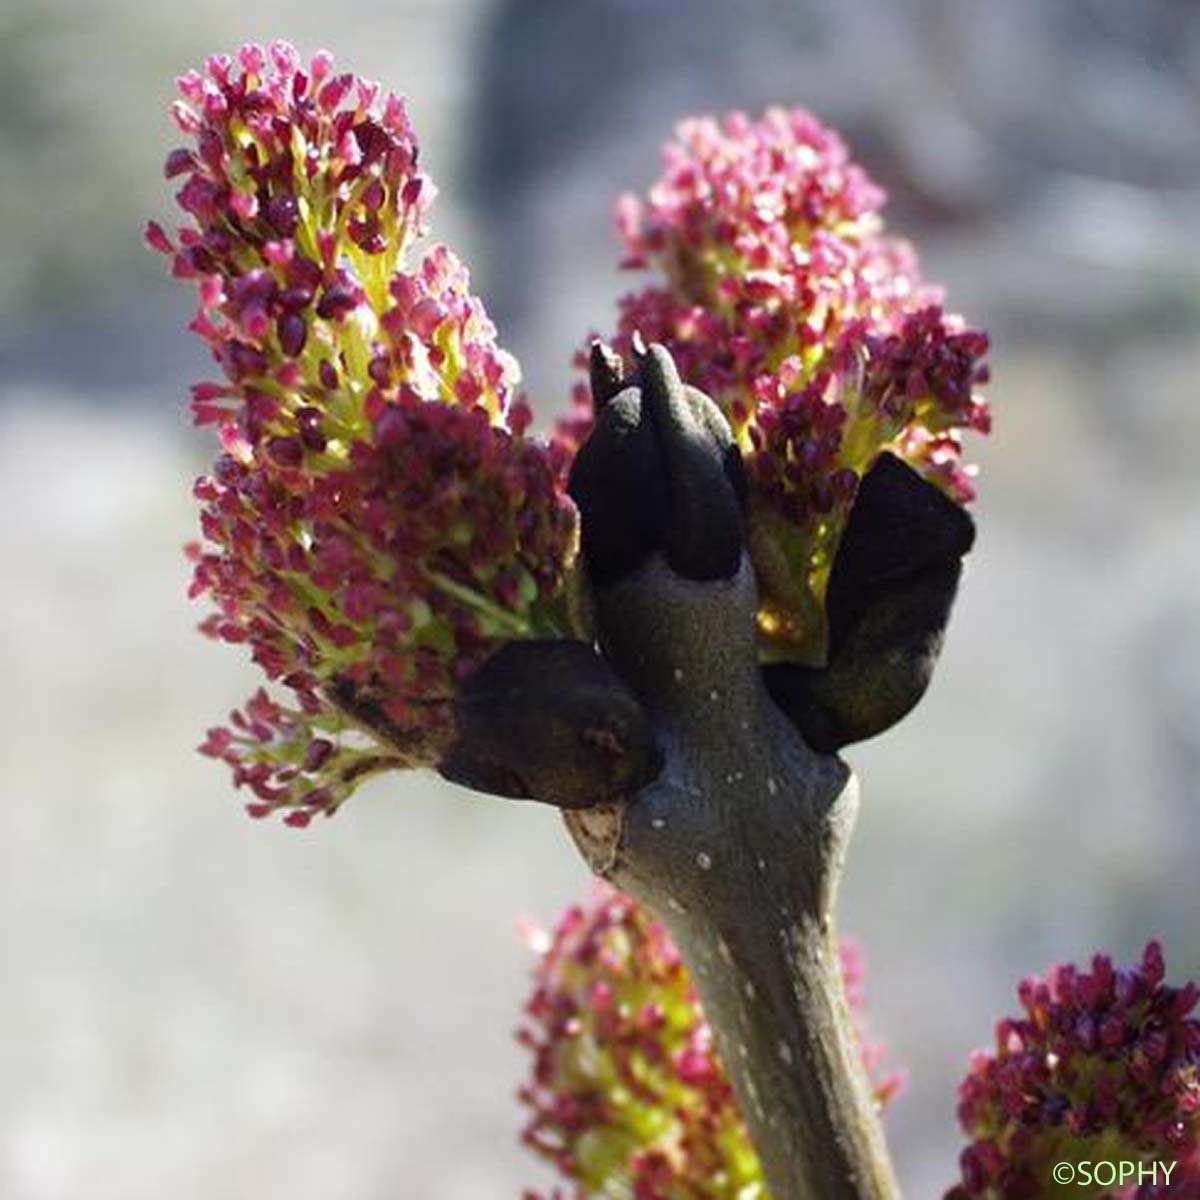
517, 886, 900, 1199
148, 44, 578, 824
947, 941, 1200, 1199
578, 109, 990, 660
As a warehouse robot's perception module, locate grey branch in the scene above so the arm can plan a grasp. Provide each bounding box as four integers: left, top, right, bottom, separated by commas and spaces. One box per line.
425, 341, 975, 1197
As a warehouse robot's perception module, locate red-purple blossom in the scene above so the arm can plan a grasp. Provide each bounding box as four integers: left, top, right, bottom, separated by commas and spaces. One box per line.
152, 44, 579, 822
576, 108, 990, 662
947, 942, 1200, 1200
197, 687, 408, 828
517, 886, 901, 1198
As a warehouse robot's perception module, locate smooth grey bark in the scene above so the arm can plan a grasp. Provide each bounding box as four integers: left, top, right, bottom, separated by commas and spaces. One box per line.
434, 344, 969, 1197
564, 555, 900, 1200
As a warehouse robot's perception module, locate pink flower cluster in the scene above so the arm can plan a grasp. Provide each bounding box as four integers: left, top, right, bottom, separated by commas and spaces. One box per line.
517, 886, 900, 1199
149, 44, 578, 824
581, 109, 990, 660
948, 942, 1200, 1199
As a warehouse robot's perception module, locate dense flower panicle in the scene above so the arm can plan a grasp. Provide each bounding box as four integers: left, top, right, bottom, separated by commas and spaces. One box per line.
577, 108, 990, 661
947, 942, 1200, 1200
151, 44, 579, 822
517, 887, 900, 1199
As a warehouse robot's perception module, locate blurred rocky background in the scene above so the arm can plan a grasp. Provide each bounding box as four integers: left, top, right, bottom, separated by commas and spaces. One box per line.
2, 0, 1198, 1196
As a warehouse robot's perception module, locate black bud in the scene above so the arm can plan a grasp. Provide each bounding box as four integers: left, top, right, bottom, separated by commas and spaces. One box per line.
765, 454, 975, 751
440, 640, 660, 807
588, 340, 626, 410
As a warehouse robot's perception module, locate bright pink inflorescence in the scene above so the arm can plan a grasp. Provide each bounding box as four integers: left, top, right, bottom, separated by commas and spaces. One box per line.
947, 941, 1200, 1199
517, 886, 901, 1198
574, 109, 990, 660
149, 44, 578, 824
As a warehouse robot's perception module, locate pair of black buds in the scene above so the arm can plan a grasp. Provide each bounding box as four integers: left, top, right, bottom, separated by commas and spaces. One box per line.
440, 340, 974, 807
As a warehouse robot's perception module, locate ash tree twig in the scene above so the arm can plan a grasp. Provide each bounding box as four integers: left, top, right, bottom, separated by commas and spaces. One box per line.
448, 341, 972, 1198
151, 46, 994, 1197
